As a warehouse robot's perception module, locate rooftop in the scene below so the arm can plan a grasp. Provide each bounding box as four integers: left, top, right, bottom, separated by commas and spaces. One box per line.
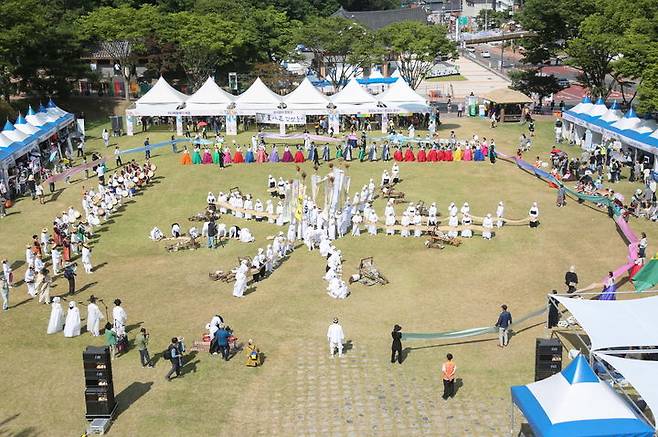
332, 6, 429, 30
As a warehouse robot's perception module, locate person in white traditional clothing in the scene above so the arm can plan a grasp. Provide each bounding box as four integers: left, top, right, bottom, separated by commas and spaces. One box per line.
171, 223, 182, 238
351, 212, 362, 236
327, 215, 336, 240
381, 170, 390, 186
34, 254, 45, 274
25, 244, 35, 268
408, 124, 415, 138
327, 277, 349, 299
40, 228, 50, 255
460, 202, 470, 216
449, 202, 458, 217
235, 195, 244, 218
413, 212, 423, 237
391, 163, 400, 183
244, 195, 253, 220
51, 246, 62, 275
304, 226, 315, 251
47, 297, 65, 334
368, 211, 378, 235
265, 245, 274, 272
327, 318, 345, 357
207, 191, 216, 204
428, 202, 438, 226
529, 202, 540, 228
24, 266, 36, 297
482, 213, 494, 240
275, 201, 285, 226
367, 179, 375, 201
254, 199, 264, 222
384, 213, 395, 235
189, 226, 199, 239
36, 268, 51, 304
267, 175, 276, 193
218, 192, 228, 214
112, 298, 127, 336
266, 200, 275, 224
459, 212, 473, 237
150, 227, 164, 240
87, 296, 104, 336
232, 260, 249, 298
400, 212, 411, 237
63, 301, 81, 337
319, 236, 332, 257
496, 201, 505, 228
81, 244, 93, 274
448, 211, 459, 238
239, 228, 255, 243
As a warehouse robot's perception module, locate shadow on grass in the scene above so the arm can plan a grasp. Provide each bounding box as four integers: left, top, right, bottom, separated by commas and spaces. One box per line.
48, 188, 66, 203
115, 381, 153, 417
0, 413, 40, 437
11, 298, 33, 309
181, 351, 200, 376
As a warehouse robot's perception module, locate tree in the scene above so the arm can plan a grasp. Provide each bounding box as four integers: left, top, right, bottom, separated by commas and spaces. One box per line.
295, 17, 381, 91
509, 69, 562, 103
246, 6, 300, 63
475, 9, 510, 31
378, 21, 456, 89
77, 5, 165, 100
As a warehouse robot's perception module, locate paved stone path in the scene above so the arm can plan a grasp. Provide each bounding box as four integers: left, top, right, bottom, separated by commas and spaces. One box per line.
247, 341, 519, 436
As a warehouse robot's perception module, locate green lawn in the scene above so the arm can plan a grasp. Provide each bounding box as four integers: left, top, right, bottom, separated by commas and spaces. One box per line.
0, 109, 653, 436
425, 74, 467, 82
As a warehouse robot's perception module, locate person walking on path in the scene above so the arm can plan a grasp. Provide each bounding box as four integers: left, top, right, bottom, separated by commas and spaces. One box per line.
1, 276, 9, 310
442, 353, 457, 399
144, 138, 151, 160
165, 337, 185, 380
495, 305, 512, 347
136, 327, 154, 368
327, 318, 345, 358
391, 324, 403, 364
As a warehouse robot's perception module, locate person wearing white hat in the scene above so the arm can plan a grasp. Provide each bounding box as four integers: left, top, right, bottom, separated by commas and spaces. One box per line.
47, 297, 65, 334
81, 244, 93, 274
327, 318, 345, 357
207, 192, 216, 204
496, 201, 505, 228
63, 301, 81, 337
448, 210, 459, 238
428, 202, 437, 226
460, 202, 470, 216
413, 211, 423, 237
482, 214, 494, 240
461, 213, 473, 238
243, 195, 253, 220
529, 202, 540, 228
232, 260, 249, 298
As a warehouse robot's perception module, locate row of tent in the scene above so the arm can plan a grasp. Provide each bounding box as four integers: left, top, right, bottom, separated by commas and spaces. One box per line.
0, 101, 75, 164
512, 294, 658, 437
130, 75, 429, 117
563, 96, 658, 155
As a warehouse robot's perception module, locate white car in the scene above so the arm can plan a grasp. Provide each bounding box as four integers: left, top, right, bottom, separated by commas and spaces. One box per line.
481, 51, 491, 58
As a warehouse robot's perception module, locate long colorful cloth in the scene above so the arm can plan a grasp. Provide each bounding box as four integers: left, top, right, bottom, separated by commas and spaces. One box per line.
258, 133, 343, 143
43, 157, 106, 184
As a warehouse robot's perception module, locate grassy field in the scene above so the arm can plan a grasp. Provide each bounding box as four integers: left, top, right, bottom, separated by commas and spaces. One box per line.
425, 74, 467, 82
0, 104, 654, 436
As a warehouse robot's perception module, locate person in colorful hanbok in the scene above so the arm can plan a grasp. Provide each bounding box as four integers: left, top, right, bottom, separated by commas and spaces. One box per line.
181, 146, 192, 165
269, 146, 279, 162
282, 146, 294, 162
192, 146, 202, 164
403, 146, 415, 162
245, 146, 255, 163
233, 146, 245, 163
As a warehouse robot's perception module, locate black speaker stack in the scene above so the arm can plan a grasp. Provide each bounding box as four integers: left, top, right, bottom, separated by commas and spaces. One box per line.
83, 346, 117, 420
535, 338, 563, 381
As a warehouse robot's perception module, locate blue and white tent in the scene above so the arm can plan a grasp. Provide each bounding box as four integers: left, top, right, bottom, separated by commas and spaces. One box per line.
511, 355, 654, 437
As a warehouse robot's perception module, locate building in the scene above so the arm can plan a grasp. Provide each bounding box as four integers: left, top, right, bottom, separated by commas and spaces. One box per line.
332, 6, 429, 30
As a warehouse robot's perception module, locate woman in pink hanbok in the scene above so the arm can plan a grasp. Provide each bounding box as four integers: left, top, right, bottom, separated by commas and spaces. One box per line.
463, 145, 473, 161
256, 146, 267, 163
223, 147, 233, 164
202, 147, 213, 164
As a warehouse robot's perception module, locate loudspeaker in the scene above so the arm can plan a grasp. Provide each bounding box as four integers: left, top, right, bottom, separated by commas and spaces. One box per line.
535, 338, 562, 381
83, 346, 116, 420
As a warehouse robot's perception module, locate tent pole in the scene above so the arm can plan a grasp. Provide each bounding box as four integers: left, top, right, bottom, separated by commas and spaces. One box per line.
510, 400, 516, 436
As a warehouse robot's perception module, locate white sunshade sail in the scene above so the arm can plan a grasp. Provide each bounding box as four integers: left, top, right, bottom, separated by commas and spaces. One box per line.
136, 76, 188, 105
235, 77, 282, 114
185, 77, 235, 115
554, 295, 658, 351
330, 78, 379, 106
595, 352, 658, 423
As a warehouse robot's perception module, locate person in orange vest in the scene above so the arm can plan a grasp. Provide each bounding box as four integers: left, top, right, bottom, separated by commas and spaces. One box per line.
442, 353, 457, 399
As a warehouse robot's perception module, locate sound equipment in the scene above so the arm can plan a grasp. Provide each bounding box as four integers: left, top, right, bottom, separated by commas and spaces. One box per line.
83, 346, 117, 420
535, 338, 563, 381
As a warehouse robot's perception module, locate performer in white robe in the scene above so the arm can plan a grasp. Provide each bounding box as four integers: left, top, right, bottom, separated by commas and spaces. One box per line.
47, 297, 65, 334
496, 201, 505, 228
385, 213, 396, 235
381, 170, 390, 186
413, 212, 423, 237
401, 212, 410, 237
243, 195, 253, 220
266, 200, 275, 224
275, 201, 284, 226
254, 200, 264, 221
327, 216, 336, 241
239, 228, 255, 243
25, 245, 34, 268
232, 260, 249, 298
150, 227, 164, 240
448, 211, 459, 238
112, 299, 127, 336
351, 212, 362, 236
391, 163, 400, 183
529, 202, 540, 228
36, 269, 51, 304
24, 266, 36, 297
265, 245, 274, 272
87, 297, 104, 336
428, 202, 438, 226
385, 199, 395, 218
461, 213, 473, 238
234, 196, 244, 218
327, 318, 345, 357
304, 226, 315, 251
319, 237, 332, 257
368, 211, 378, 235
81, 245, 93, 274
63, 301, 81, 337
218, 192, 228, 214
327, 278, 349, 299
207, 192, 216, 204
482, 213, 494, 240
171, 223, 182, 237
460, 202, 470, 216
51, 247, 62, 275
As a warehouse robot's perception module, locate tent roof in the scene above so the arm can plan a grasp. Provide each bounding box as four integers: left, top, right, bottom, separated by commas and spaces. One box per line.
586, 98, 608, 118
612, 110, 641, 131
369, 69, 384, 80
511, 355, 654, 437
377, 77, 427, 105
186, 77, 234, 105
236, 77, 282, 105
136, 76, 188, 105
283, 77, 329, 106
570, 96, 594, 114
554, 295, 658, 350
595, 353, 658, 423
0, 133, 13, 148
633, 259, 658, 292
480, 88, 533, 104
330, 78, 379, 105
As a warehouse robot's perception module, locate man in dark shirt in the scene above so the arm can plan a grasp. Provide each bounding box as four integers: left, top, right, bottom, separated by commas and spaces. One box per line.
144, 138, 151, 160
63, 262, 76, 295
548, 290, 560, 328
495, 305, 512, 347
215, 326, 231, 361
391, 325, 403, 364
565, 266, 578, 293
165, 337, 185, 380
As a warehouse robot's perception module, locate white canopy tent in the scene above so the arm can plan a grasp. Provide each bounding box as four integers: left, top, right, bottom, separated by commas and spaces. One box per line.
377, 77, 430, 113
570, 96, 594, 114
185, 76, 235, 116
554, 295, 658, 351
282, 77, 330, 115
0, 133, 13, 148
235, 77, 283, 115
594, 353, 658, 424
331, 78, 379, 106
600, 101, 624, 123
132, 76, 188, 116
611, 109, 642, 132
13, 114, 40, 136
25, 105, 50, 127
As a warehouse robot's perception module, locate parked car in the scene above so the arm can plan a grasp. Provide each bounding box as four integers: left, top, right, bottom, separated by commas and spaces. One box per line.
481, 51, 491, 58
557, 78, 571, 88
